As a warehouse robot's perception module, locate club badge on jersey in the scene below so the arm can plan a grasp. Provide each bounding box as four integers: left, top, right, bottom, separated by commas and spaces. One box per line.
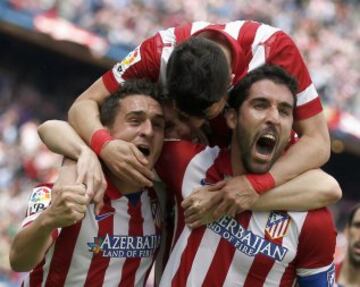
265, 211, 291, 240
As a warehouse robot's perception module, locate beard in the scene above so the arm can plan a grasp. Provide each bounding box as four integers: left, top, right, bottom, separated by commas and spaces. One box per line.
349, 245, 360, 267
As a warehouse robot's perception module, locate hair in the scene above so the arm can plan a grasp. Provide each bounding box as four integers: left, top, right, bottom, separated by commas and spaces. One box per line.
100, 79, 164, 127
166, 37, 230, 117
228, 64, 298, 111
347, 204, 360, 226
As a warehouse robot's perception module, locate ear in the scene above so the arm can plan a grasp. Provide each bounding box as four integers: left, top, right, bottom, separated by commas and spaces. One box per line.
225, 108, 237, 129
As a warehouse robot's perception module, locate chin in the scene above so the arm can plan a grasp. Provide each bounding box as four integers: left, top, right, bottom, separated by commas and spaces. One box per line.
246, 162, 271, 174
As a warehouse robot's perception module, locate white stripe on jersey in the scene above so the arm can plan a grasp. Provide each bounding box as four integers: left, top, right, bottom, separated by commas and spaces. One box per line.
159, 27, 176, 86
102, 199, 129, 287
181, 146, 220, 199
186, 229, 222, 286
296, 83, 318, 106
135, 191, 158, 286
190, 21, 210, 35
224, 21, 245, 40
159, 227, 192, 286
64, 208, 99, 286
41, 241, 57, 287
297, 263, 333, 277
248, 24, 281, 72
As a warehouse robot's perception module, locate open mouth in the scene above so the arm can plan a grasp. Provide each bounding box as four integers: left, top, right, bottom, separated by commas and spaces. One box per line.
137, 145, 151, 156
255, 133, 277, 157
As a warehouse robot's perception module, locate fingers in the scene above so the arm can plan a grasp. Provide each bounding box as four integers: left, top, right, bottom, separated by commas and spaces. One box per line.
207, 180, 226, 192
130, 144, 149, 166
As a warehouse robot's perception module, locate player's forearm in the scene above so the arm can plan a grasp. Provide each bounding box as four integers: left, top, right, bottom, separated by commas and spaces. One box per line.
68, 78, 110, 144
38, 120, 88, 160
9, 211, 55, 272
252, 169, 341, 211
270, 114, 330, 186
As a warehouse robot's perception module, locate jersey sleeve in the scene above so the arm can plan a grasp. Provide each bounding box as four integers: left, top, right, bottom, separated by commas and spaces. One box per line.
155, 140, 206, 193
21, 183, 60, 240
295, 208, 337, 286
265, 31, 323, 120
102, 33, 162, 93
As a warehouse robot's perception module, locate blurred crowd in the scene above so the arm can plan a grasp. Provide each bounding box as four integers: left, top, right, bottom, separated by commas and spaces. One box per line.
5, 0, 359, 117
0, 0, 359, 285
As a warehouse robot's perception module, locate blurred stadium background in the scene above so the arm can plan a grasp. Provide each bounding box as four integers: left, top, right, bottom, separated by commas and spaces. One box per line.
0, 0, 359, 285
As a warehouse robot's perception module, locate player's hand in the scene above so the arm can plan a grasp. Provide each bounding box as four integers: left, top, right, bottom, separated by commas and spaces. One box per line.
45, 184, 89, 229
76, 147, 106, 214
211, 176, 259, 219
181, 185, 223, 229
100, 139, 155, 187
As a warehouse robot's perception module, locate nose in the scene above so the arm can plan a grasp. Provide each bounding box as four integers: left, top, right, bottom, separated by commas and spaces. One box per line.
266, 107, 280, 125
140, 119, 154, 137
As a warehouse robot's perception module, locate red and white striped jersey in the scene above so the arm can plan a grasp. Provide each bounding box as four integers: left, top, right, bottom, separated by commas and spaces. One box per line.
20, 181, 162, 287
102, 21, 322, 121
155, 140, 336, 287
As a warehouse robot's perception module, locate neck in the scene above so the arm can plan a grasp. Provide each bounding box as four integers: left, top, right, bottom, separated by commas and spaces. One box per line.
107, 171, 142, 195
230, 136, 245, 176
338, 256, 360, 285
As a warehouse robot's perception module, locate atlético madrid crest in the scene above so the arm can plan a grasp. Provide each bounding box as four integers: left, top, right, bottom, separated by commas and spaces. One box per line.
265, 211, 291, 240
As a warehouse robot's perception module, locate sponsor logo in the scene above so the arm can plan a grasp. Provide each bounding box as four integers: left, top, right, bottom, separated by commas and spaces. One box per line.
95, 212, 114, 222
265, 211, 291, 239
87, 234, 161, 258
208, 216, 289, 262
27, 186, 51, 216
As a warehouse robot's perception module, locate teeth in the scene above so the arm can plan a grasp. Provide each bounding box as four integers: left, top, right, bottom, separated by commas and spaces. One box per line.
262, 134, 276, 141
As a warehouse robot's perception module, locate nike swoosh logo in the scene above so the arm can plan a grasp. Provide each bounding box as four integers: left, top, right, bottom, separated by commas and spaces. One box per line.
200, 178, 214, 186
95, 212, 114, 222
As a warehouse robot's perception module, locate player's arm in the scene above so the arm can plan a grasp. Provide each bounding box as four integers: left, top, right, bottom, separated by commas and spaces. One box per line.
295, 208, 337, 287
38, 120, 106, 209
182, 169, 341, 228
266, 30, 330, 186
68, 37, 160, 188
9, 160, 88, 272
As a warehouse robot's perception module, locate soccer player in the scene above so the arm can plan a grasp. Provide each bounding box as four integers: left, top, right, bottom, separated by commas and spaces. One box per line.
155, 65, 337, 286
337, 204, 360, 287
68, 20, 330, 212
9, 79, 165, 286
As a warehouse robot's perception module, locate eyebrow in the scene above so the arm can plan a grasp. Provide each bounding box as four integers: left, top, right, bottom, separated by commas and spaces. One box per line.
125, 110, 164, 120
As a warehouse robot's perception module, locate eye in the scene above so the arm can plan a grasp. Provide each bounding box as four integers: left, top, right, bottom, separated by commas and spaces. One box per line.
279, 108, 291, 117
153, 120, 165, 130
128, 118, 141, 125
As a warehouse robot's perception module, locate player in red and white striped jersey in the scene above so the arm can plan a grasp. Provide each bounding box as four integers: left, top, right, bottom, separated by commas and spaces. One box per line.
68, 20, 330, 211
9, 80, 165, 286
155, 65, 337, 286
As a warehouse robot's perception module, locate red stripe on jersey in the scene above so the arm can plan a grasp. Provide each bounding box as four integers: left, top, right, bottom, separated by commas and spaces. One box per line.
294, 97, 323, 120
156, 141, 206, 243
243, 218, 285, 286
102, 70, 120, 93
174, 23, 192, 44
295, 208, 336, 268
202, 212, 252, 286
45, 222, 82, 286
264, 31, 312, 93
235, 21, 261, 82
279, 262, 296, 287
171, 228, 207, 286
29, 258, 46, 287
118, 199, 144, 286
84, 198, 115, 286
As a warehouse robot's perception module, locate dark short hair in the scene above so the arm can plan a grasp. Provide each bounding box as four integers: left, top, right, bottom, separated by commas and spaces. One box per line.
347, 204, 360, 226
228, 65, 298, 111
166, 37, 230, 117
100, 79, 164, 127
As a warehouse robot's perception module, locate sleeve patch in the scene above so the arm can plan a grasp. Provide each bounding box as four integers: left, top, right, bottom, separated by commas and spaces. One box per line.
26, 186, 52, 217
113, 46, 141, 81
297, 264, 335, 287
